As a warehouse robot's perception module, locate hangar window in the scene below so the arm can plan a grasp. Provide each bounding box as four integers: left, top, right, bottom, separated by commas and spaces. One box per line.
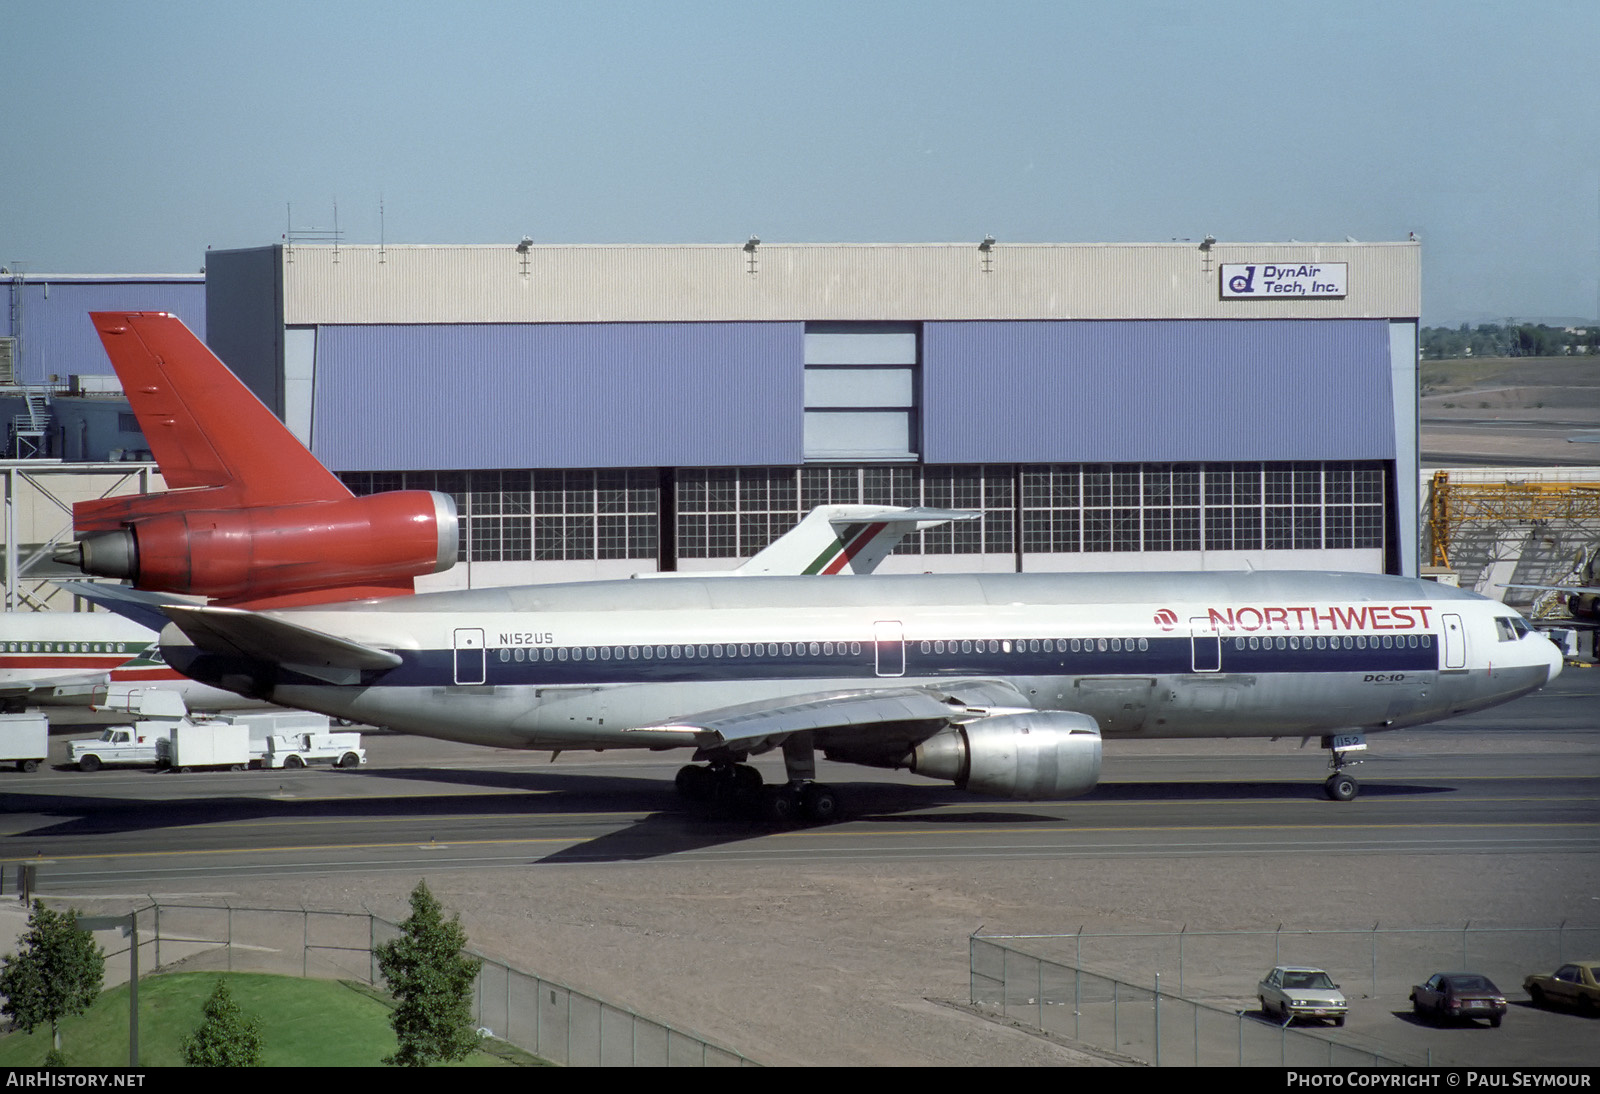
344, 457, 1383, 568
917, 467, 1011, 554
1014, 460, 1389, 556
678, 468, 796, 556
1202, 463, 1264, 551
533, 469, 657, 561
676, 465, 1013, 558
802, 323, 919, 461
344, 468, 659, 562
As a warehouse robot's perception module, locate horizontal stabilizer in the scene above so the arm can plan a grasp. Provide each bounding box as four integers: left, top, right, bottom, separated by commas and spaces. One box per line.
162, 605, 403, 680
54, 581, 198, 632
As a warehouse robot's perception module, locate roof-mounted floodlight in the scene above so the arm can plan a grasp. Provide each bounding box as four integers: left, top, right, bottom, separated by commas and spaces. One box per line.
743, 235, 760, 252
1199, 235, 1216, 252
978, 235, 995, 252
516, 237, 534, 253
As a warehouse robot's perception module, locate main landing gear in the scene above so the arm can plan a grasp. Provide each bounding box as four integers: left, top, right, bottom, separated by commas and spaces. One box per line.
673, 733, 842, 824
674, 760, 762, 803
1321, 733, 1367, 801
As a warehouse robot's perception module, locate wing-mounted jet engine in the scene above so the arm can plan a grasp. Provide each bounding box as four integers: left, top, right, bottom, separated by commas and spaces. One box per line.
905, 711, 1102, 799
55, 313, 457, 606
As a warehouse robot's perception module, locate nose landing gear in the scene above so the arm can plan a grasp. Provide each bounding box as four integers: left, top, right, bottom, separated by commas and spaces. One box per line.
1321, 732, 1367, 801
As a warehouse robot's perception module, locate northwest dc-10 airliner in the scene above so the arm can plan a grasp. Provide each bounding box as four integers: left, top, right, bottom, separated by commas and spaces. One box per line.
61, 313, 1562, 822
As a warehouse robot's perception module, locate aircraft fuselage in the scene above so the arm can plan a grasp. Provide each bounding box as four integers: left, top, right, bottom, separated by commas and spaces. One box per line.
161, 570, 1560, 755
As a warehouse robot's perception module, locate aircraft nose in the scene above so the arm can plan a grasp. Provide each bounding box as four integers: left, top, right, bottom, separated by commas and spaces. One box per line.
1543, 635, 1564, 683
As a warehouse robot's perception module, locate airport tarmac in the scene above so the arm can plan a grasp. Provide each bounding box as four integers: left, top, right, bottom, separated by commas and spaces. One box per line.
1420, 354, 1600, 466
2, 671, 1595, 1067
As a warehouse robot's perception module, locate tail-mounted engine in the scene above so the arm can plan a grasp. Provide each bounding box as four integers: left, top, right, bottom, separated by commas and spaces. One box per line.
907, 711, 1102, 799
57, 490, 458, 603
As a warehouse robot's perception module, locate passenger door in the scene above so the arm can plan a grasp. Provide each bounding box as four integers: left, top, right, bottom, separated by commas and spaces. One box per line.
874, 621, 904, 677
1189, 616, 1221, 673
454, 628, 486, 685
1442, 613, 1466, 670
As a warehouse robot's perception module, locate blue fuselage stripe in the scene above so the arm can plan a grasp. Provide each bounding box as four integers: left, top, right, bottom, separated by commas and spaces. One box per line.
370, 635, 1440, 687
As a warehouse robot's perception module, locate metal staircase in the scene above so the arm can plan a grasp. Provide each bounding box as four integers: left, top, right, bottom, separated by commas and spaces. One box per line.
8, 387, 51, 458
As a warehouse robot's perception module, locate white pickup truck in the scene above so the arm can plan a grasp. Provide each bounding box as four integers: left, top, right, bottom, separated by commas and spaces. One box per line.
69, 725, 169, 771
68, 690, 185, 770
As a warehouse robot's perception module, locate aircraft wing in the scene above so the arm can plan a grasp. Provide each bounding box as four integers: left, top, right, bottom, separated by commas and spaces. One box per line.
162, 604, 403, 684
633, 679, 1033, 750
1502, 583, 1600, 594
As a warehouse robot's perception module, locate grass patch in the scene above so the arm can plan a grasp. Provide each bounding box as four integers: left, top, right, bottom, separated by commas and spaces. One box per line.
0, 972, 531, 1067
1422, 355, 1600, 394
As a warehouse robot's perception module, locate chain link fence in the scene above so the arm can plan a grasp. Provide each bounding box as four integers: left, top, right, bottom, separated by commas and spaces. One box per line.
971, 923, 1600, 1067
77, 900, 756, 1067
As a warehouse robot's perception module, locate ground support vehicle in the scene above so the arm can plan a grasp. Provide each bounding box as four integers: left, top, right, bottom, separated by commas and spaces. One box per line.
162, 723, 251, 772
0, 711, 48, 772
253, 724, 366, 769
68, 692, 365, 773
71, 690, 188, 771
68, 725, 169, 771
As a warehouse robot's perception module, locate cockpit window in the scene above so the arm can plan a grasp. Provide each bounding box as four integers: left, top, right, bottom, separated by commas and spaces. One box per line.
1494, 616, 1533, 641
1494, 615, 1534, 641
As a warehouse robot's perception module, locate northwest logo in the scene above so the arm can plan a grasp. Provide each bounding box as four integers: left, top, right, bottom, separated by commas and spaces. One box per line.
1153, 609, 1178, 631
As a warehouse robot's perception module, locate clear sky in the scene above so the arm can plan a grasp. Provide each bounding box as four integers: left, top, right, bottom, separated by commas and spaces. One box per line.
4, 0, 1597, 326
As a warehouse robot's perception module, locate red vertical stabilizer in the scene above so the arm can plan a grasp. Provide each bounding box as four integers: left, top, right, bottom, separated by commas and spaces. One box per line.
61, 312, 458, 603
78, 311, 350, 526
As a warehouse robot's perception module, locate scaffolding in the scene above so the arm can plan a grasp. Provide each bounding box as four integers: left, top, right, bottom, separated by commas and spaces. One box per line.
2, 462, 158, 611
1426, 470, 1600, 615
1428, 472, 1600, 566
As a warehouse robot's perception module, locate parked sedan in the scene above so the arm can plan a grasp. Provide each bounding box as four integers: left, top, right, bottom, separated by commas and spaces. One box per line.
1258, 966, 1347, 1026
1524, 962, 1600, 1014
1410, 972, 1507, 1027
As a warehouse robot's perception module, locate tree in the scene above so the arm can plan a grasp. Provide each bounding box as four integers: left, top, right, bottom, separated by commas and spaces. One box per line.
0, 901, 105, 1054
182, 978, 263, 1067
374, 880, 483, 1067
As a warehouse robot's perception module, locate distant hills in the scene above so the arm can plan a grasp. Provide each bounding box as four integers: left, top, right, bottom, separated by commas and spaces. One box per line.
1430, 316, 1597, 329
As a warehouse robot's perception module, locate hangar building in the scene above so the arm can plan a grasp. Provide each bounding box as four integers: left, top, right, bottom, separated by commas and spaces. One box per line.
6, 243, 1422, 596
1, 273, 204, 461
203, 241, 1420, 588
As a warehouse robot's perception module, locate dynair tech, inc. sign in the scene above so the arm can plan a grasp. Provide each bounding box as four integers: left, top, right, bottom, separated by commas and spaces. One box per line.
1221, 262, 1347, 298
